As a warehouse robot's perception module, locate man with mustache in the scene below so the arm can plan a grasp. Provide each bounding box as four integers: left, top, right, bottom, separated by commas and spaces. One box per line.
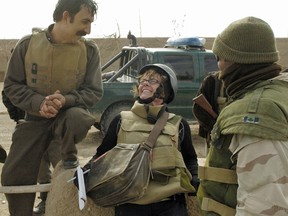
1, 0, 103, 215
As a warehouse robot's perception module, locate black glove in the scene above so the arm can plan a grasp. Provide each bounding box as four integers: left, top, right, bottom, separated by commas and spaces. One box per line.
73, 167, 89, 190
0, 145, 7, 163
189, 175, 200, 196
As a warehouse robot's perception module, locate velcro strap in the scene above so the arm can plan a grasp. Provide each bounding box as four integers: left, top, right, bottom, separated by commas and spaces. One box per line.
248, 87, 264, 113
198, 166, 237, 184
202, 197, 236, 216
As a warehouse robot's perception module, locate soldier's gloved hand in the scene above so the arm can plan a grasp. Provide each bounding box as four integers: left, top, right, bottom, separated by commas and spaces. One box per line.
189, 175, 200, 196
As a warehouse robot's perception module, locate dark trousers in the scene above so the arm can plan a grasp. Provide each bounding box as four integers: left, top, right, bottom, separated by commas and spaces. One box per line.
115, 197, 188, 216
37, 139, 62, 202
1, 107, 95, 216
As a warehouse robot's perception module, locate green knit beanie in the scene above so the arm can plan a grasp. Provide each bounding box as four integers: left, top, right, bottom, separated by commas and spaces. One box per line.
212, 16, 279, 64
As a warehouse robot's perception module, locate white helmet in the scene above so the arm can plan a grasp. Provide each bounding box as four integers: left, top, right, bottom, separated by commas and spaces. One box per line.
138, 64, 177, 104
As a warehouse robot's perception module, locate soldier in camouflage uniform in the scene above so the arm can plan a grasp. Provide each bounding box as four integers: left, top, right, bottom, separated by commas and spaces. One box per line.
197, 16, 288, 215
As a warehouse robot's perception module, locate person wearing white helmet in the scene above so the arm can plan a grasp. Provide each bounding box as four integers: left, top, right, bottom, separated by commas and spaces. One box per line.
80, 63, 199, 216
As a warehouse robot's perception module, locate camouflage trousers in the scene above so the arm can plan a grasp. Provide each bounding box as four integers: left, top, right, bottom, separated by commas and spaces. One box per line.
230, 135, 288, 215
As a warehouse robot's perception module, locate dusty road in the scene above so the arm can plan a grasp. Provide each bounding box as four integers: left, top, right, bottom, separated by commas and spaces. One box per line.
0, 82, 206, 215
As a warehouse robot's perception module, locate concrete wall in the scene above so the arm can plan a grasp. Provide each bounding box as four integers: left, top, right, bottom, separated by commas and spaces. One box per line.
1, 37, 288, 82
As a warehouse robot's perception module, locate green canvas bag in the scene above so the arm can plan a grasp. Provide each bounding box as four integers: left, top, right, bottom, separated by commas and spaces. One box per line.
85, 112, 169, 207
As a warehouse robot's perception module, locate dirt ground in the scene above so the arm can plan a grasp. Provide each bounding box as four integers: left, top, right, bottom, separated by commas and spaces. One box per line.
0, 82, 206, 215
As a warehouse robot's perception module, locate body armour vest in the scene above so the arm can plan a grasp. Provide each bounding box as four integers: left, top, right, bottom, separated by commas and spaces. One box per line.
117, 102, 189, 174
198, 74, 288, 215
212, 76, 288, 141
25, 31, 87, 96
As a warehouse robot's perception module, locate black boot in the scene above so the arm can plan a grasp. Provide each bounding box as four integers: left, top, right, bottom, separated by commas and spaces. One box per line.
33, 192, 47, 215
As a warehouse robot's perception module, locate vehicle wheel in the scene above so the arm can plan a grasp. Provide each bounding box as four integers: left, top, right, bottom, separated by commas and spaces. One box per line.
100, 101, 133, 136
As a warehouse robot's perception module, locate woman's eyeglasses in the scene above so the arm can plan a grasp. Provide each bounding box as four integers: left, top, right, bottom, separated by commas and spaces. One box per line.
138, 79, 160, 85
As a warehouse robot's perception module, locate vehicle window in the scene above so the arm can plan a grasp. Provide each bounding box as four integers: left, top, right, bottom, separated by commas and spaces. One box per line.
163, 55, 194, 81
204, 55, 218, 74
118, 50, 139, 82
127, 51, 138, 77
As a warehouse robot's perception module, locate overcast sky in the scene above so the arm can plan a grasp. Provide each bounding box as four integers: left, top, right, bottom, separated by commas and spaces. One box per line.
0, 0, 287, 39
